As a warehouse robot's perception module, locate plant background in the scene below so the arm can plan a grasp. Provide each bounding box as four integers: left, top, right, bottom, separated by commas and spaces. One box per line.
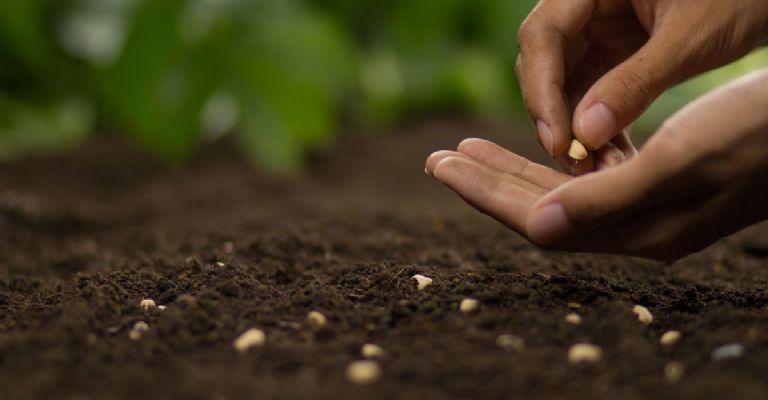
1, 0, 766, 171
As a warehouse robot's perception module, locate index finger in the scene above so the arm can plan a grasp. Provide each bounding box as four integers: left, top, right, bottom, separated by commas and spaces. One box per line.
517, 0, 596, 157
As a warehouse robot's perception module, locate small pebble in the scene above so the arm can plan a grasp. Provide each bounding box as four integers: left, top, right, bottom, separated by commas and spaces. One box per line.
346, 360, 381, 385
129, 321, 149, 341
565, 313, 582, 325
233, 328, 266, 353
139, 299, 156, 311
411, 274, 433, 291
361, 344, 385, 358
632, 305, 653, 325
660, 330, 681, 346
460, 298, 479, 313
568, 343, 602, 364
496, 334, 525, 352
307, 311, 327, 327
711, 343, 744, 361
665, 362, 684, 383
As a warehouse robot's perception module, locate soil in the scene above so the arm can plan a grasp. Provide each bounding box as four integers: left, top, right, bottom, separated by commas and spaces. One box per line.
2, 119, 768, 400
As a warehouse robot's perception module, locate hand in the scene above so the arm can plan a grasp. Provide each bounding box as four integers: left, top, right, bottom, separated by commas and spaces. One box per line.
426, 71, 768, 261
517, 0, 768, 175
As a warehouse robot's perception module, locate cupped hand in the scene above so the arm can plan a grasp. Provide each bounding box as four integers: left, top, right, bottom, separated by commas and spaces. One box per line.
518, 0, 768, 175
427, 71, 768, 262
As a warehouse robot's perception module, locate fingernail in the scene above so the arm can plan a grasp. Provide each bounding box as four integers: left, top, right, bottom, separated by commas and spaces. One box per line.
579, 102, 616, 149
536, 120, 555, 156
424, 167, 431, 176
528, 203, 571, 243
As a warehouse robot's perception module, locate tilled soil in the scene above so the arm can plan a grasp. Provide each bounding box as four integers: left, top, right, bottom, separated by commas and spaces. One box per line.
2, 119, 768, 400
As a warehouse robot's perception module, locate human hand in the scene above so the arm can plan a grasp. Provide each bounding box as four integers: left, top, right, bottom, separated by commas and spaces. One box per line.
517, 0, 768, 175
426, 71, 768, 261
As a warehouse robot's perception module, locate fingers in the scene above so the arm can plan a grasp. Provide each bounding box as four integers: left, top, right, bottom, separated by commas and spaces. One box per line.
572, 36, 688, 149
455, 138, 570, 189
430, 155, 540, 235
517, 0, 596, 157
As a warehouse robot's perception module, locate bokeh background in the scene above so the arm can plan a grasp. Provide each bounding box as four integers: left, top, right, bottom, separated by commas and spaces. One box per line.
1, 0, 766, 171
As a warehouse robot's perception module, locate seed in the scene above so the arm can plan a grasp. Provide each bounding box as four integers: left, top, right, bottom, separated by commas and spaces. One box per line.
660, 330, 681, 346
233, 328, 266, 353
568, 343, 602, 364
361, 343, 385, 358
347, 360, 381, 384
565, 313, 582, 324
568, 139, 588, 160
139, 299, 156, 311
664, 362, 684, 383
632, 305, 653, 325
157, 305, 167, 311
411, 274, 433, 291
215, 262, 225, 267
460, 298, 479, 313
496, 334, 525, 352
129, 321, 149, 340
711, 343, 744, 361
307, 311, 327, 327
567, 302, 582, 309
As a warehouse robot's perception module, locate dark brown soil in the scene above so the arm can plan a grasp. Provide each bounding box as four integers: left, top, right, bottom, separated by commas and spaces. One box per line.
2, 119, 768, 400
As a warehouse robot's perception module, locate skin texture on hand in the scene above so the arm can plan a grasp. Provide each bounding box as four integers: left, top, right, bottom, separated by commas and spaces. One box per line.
517, 0, 768, 175
426, 71, 768, 262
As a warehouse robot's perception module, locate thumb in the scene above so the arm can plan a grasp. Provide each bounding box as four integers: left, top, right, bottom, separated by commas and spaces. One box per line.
573, 37, 686, 149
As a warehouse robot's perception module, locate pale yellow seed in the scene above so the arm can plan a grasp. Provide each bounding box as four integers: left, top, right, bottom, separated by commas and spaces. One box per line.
460, 298, 480, 313
496, 334, 525, 352
665, 362, 684, 383
139, 299, 156, 311
565, 313, 582, 325
129, 321, 149, 341
361, 343, 385, 358
633, 305, 653, 325
411, 274, 433, 291
307, 311, 327, 327
568, 140, 588, 160
660, 330, 681, 346
233, 328, 266, 352
568, 343, 602, 364
567, 302, 582, 309
346, 360, 381, 384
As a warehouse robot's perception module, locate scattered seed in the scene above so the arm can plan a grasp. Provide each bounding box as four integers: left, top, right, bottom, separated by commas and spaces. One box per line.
712, 343, 744, 361
215, 262, 225, 267
568, 139, 588, 160
307, 311, 327, 327
567, 302, 582, 309
157, 305, 167, 311
233, 328, 266, 353
565, 313, 582, 325
660, 330, 681, 346
496, 334, 525, 352
665, 362, 684, 383
129, 321, 149, 340
460, 298, 479, 313
347, 360, 381, 385
139, 299, 156, 311
632, 305, 653, 325
411, 274, 433, 291
361, 344, 385, 358
568, 343, 602, 364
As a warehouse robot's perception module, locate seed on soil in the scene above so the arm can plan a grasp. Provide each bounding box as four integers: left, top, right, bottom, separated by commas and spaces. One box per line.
215, 262, 225, 267
361, 344, 385, 358
139, 299, 156, 311
307, 311, 327, 327
565, 313, 582, 324
496, 334, 525, 352
568, 343, 602, 364
346, 360, 381, 385
460, 298, 479, 313
660, 330, 681, 346
567, 302, 582, 309
632, 305, 653, 325
568, 139, 588, 160
233, 328, 266, 353
412, 274, 433, 291
711, 343, 744, 361
157, 305, 167, 311
664, 362, 684, 383
129, 321, 149, 340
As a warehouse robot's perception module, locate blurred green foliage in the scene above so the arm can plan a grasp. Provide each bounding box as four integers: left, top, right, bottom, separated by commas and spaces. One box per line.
0, 0, 765, 170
